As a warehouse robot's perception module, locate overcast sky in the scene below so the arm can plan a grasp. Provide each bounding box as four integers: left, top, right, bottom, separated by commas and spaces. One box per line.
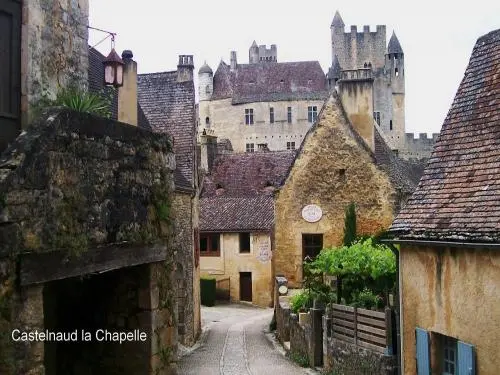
89, 0, 499, 135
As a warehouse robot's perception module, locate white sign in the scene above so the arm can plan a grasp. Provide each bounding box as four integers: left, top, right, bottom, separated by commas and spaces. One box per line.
256, 239, 272, 263
302, 204, 323, 223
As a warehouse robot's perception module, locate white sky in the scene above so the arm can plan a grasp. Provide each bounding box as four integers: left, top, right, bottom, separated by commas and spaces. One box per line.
89, 0, 499, 135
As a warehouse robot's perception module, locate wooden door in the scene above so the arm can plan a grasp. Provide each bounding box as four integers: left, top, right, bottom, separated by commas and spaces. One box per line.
239, 272, 252, 302
0, 0, 21, 152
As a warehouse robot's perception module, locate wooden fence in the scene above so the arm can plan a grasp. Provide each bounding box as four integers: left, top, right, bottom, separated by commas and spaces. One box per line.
215, 277, 230, 300
330, 303, 393, 354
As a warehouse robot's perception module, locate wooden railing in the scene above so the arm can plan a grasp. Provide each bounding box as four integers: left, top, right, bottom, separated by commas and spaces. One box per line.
330, 303, 393, 355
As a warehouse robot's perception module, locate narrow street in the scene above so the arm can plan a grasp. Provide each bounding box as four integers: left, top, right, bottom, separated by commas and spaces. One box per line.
178, 304, 311, 375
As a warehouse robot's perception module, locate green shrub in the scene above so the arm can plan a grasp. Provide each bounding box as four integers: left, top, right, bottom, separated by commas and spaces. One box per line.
290, 291, 313, 313
349, 288, 383, 310
288, 352, 309, 367
200, 277, 216, 307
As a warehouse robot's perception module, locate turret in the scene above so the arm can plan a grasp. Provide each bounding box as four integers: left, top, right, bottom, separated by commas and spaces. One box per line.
331, 10, 345, 31
249, 41, 259, 63
385, 31, 404, 93
198, 61, 213, 102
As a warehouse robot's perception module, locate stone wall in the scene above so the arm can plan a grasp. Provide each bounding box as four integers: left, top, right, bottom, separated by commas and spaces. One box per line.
0, 108, 178, 374
400, 246, 500, 374
22, 0, 89, 125
400, 132, 438, 160
325, 339, 396, 375
199, 98, 326, 152
274, 93, 396, 287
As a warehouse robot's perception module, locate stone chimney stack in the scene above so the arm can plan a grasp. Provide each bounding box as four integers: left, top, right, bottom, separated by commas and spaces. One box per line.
118, 50, 138, 126
230, 51, 237, 71
199, 131, 218, 173
177, 55, 194, 82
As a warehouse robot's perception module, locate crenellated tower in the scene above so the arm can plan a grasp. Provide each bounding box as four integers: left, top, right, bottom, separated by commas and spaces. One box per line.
328, 11, 407, 152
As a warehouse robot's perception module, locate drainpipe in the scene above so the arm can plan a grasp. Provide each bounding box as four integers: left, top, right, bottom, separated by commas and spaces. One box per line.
388, 243, 401, 375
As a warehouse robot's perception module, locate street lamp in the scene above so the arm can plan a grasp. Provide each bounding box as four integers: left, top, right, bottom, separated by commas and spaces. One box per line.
103, 48, 124, 87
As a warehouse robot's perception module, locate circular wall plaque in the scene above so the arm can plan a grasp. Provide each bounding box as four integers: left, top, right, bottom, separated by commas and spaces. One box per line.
278, 285, 288, 295
302, 204, 323, 223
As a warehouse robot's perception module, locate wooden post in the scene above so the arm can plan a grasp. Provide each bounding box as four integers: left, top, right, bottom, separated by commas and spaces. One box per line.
385, 307, 393, 356
353, 307, 358, 347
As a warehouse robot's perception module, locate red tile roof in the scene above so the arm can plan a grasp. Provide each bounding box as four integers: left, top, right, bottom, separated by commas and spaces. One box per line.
389, 29, 500, 242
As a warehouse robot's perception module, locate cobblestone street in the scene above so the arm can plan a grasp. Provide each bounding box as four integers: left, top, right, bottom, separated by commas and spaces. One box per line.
178, 304, 311, 375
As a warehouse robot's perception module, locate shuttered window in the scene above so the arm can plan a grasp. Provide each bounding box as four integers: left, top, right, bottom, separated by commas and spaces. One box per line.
415, 327, 430, 375
458, 341, 475, 375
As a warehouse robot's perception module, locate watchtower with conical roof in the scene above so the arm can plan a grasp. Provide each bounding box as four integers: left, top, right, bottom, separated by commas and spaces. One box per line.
328, 11, 406, 151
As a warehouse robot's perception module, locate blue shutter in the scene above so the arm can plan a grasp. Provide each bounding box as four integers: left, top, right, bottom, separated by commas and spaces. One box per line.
415, 327, 430, 375
458, 341, 475, 375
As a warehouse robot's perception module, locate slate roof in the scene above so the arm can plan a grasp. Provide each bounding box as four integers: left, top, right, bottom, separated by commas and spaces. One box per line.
200, 151, 296, 231
331, 11, 345, 28
137, 71, 196, 191
387, 32, 403, 54
389, 29, 500, 242
88, 47, 151, 131
200, 196, 274, 232
211, 60, 328, 104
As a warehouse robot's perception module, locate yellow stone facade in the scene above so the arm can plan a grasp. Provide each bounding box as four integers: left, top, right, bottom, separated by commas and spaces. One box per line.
198, 98, 326, 152
274, 93, 396, 287
200, 232, 273, 307
400, 246, 500, 374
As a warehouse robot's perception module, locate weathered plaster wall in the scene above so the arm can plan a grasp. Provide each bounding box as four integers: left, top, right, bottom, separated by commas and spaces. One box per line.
0, 109, 178, 374
274, 94, 395, 287
200, 98, 325, 152
200, 233, 273, 307
21, 0, 89, 125
400, 246, 500, 375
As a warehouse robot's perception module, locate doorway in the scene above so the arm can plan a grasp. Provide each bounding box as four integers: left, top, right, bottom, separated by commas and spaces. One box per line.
239, 272, 252, 302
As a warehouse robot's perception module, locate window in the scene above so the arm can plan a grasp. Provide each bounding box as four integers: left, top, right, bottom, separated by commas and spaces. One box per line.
245, 143, 255, 153
307, 106, 318, 123
269, 107, 274, 124
415, 328, 476, 375
200, 233, 220, 256
302, 234, 323, 261
373, 111, 381, 125
239, 233, 251, 253
205, 117, 210, 126
245, 108, 254, 125
395, 68, 399, 77
286, 141, 295, 150
205, 85, 211, 94
287, 107, 292, 123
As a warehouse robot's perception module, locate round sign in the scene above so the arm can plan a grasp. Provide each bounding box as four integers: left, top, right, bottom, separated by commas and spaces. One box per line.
302, 204, 323, 223
278, 285, 288, 295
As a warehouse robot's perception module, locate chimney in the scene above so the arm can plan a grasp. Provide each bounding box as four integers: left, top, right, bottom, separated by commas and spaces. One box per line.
230, 51, 237, 71
117, 50, 138, 126
199, 131, 218, 173
177, 55, 194, 82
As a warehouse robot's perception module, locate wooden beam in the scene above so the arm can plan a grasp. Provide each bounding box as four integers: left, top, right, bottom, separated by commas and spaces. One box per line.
19, 244, 168, 286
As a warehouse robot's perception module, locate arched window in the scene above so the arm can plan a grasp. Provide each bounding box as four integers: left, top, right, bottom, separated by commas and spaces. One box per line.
395, 68, 399, 77
205, 117, 210, 126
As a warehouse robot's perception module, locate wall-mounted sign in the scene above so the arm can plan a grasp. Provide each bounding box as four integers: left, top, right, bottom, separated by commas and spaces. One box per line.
256, 239, 272, 263
302, 204, 323, 223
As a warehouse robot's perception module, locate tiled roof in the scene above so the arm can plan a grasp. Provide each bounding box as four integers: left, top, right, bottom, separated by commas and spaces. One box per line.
88, 47, 151, 131
200, 196, 274, 232
137, 71, 196, 190
211, 60, 329, 104
374, 127, 425, 195
389, 29, 500, 242
200, 151, 296, 232
387, 32, 403, 54
201, 151, 296, 198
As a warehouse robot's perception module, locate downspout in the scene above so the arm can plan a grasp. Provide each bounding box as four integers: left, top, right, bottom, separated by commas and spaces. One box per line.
388, 243, 402, 375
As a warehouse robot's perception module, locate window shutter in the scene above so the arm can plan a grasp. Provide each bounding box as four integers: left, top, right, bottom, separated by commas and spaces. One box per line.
415, 327, 430, 375
458, 341, 475, 375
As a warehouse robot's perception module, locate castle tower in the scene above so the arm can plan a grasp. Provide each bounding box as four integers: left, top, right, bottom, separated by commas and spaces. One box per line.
385, 32, 405, 150
198, 61, 213, 130
249, 41, 259, 63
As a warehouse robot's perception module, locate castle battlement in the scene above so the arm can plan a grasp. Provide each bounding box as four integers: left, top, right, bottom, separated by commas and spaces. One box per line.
400, 132, 439, 160
405, 132, 440, 142
338, 68, 373, 81
337, 24, 386, 36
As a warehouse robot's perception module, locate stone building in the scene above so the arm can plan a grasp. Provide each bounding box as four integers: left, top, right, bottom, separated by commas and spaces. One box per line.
138, 56, 201, 347
0, 0, 89, 152
198, 43, 329, 152
328, 11, 438, 160
199, 144, 296, 307
274, 88, 422, 287
387, 28, 500, 375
